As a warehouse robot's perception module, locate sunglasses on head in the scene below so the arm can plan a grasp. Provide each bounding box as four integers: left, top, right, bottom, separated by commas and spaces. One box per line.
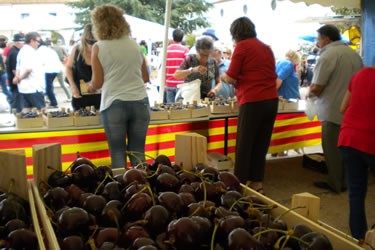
86, 39, 97, 45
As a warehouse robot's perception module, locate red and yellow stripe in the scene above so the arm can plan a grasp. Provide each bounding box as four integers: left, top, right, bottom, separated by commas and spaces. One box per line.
0, 113, 321, 177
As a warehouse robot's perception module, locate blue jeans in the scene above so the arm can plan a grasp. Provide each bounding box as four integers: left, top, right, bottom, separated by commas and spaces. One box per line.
101, 98, 150, 168
9, 89, 22, 113
341, 146, 375, 240
166, 87, 177, 103
22, 92, 45, 110
0, 73, 11, 101
45, 73, 58, 106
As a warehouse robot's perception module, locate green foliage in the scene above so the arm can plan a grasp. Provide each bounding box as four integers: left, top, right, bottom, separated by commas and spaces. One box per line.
67, 0, 213, 33
331, 7, 361, 16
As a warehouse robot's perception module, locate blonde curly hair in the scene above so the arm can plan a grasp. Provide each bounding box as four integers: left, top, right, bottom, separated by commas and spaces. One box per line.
285, 49, 300, 65
91, 4, 131, 40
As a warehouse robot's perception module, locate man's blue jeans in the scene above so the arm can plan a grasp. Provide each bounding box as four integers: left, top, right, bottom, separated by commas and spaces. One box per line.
101, 98, 150, 168
341, 146, 375, 239
45, 73, 58, 106
0, 73, 11, 101
166, 87, 177, 103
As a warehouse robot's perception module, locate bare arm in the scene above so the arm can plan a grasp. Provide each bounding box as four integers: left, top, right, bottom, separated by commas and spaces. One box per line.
174, 66, 206, 80
307, 84, 324, 98
89, 44, 104, 91
65, 45, 81, 98
276, 78, 283, 89
141, 56, 150, 83
220, 73, 236, 85
340, 90, 351, 113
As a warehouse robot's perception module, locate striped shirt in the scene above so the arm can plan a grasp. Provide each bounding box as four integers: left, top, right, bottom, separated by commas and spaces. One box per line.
166, 42, 189, 87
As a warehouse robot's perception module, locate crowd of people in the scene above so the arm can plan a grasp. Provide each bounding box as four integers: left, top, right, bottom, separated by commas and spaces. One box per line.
0, 3, 373, 241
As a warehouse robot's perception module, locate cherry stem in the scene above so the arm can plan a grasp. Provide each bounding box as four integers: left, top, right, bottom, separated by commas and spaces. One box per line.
94, 172, 114, 195
210, 221, 219, 250
198, 174, 207, 208
122, 184, 149, 209
253, 228, 309, 247
273, 206, 306, 223
87, 237, 98, 250
7, 178, 15, 194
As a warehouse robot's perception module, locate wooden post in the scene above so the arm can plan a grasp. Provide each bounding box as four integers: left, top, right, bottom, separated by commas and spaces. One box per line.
32, 143, 62, 184
291, 192, 320, 222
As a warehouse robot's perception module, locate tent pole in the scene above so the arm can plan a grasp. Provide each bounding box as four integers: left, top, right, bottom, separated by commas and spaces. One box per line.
158, 0, 173, 103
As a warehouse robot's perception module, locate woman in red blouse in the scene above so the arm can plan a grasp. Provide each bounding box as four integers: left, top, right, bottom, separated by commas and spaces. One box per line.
221, 16, 278, 194
338, 66, 375, 240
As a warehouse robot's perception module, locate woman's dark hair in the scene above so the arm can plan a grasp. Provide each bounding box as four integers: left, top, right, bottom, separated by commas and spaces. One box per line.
230, 16, 257, 42
195, 37, 213, 52
317, 24, 341, 42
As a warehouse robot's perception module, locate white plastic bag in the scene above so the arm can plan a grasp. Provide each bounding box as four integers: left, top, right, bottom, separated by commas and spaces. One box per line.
175, 79, 201, 104
305, 97, 318, 121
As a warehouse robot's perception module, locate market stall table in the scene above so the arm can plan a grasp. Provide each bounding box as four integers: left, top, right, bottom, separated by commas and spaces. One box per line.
0, 111, 321, 177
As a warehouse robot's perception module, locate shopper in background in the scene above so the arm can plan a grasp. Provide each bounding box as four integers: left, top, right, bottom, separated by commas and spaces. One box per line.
89, 4, 150, 168
13, 32, 45, 111
174, 37, 221, 99
212, 45, 235, 99
276, 49, 300, 100
53, 39, 71, 101
308, 24, 363, 193
65, 23, 101, 111
338, 66, 375, 240
38, 39, 64, 109
221, 16, 278, 194
165, 28, 189, 103
6, 33, 24, 113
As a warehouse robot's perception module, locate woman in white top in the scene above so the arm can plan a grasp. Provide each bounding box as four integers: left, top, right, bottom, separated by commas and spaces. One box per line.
88, 4, 150, 168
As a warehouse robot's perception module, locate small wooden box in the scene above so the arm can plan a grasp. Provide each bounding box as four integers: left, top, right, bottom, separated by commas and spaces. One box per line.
231, 101, 239, 113
191, 105, 210, 118
43, 109, 74, 128
73, 112, 101, 126
0, 150, 45, 249
169, 108, 192, 120
210, 102, 232, 114
14, 113, 43, 129
150, 109, 169, 121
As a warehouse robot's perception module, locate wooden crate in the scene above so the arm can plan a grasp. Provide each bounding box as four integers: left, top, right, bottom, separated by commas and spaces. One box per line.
14, 113, 43, 129
210, 102, 232, 114
191, 105, 210, 118
73, 112, 101, 126
150, 110, 169, 121
168, 108, 192, 120
0, 150, 46, 250
242, 185, 363, 250
231, 101, 239, 113
43, 114, 74, 128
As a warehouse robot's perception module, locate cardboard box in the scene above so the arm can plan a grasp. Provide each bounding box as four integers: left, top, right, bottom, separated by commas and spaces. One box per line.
0, 150, 45, 249
174, 132, 208, 170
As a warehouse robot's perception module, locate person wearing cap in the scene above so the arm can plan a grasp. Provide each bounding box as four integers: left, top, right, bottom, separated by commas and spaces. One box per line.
188, 28, 219, 55
202, 29, 219, 41
5, 33, 25, 113
13, 32, 45, 111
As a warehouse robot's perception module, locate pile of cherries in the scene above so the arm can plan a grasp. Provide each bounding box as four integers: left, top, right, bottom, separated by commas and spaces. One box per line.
41, 153, 333, 250
20, 111, 40, 119
0, 185, 38, 249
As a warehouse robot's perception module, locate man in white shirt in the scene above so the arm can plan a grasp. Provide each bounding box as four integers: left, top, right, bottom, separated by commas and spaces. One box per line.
13, 32, 45, 111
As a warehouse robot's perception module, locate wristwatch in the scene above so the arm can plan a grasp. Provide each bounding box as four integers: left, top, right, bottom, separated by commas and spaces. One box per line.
188, 67, 193, 73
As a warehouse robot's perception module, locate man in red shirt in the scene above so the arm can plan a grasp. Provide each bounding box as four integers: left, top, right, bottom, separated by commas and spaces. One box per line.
165, 29, 189, 103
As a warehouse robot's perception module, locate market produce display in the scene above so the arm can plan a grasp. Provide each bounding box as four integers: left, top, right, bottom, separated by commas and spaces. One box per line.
37, 153, 335, 250
0, 182, 38, 249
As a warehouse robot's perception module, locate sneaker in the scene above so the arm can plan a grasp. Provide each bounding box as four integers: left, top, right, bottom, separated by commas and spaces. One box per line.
47, 105, 59, 109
